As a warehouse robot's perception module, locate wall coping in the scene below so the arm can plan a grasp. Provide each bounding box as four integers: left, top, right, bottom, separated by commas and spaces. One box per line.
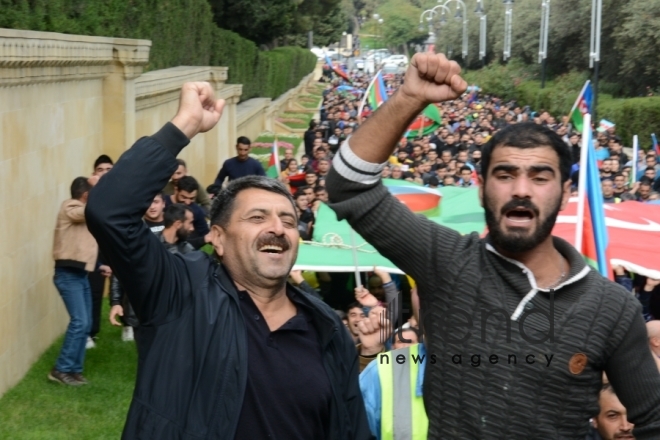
0, 28, 150, 85
135, 66, 232, 111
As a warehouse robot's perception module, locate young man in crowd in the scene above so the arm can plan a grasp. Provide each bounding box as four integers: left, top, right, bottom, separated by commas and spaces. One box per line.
163, 158, 211, 214
87, 155, 115, 348
326, 52, 660, 438
164, 176, 210, 249
49, 177, 103, 386
213, 136, 265, 186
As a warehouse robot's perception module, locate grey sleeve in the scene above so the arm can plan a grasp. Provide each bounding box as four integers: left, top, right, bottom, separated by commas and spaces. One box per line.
325, 166, 464, 286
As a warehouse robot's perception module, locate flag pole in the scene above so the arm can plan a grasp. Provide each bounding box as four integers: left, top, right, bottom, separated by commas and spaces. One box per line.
349, 229, 362, 288
632, 135, 639, 185
575, 113, 591, 252
358, 70, 381, 121
273, 134, 280, 181
568, 80, 591, 126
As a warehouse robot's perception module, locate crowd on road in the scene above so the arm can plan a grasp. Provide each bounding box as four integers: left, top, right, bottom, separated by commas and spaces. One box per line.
46, 55, 660, 440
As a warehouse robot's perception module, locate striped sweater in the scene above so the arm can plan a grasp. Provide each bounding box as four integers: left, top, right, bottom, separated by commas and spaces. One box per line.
326, 141, 660, 439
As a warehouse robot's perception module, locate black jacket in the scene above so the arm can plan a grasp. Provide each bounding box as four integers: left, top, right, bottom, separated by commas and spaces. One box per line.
109, 231, 194, 328
85, 123, 372, 440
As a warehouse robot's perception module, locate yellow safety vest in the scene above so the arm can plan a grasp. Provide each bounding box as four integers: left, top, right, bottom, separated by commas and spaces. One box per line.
378, 344, 429, 440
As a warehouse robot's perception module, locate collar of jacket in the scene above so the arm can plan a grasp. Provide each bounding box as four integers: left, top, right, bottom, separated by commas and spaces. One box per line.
484, 235, 591, 321
211, 259, 339, 348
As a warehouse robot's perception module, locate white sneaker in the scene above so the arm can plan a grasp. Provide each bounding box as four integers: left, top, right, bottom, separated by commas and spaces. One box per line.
122, 326, 134, 342
85, 337, 96, 349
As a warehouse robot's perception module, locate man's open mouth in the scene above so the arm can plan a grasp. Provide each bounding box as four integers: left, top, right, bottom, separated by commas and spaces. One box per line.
259, 245, 285, 254
504, 207, 535, 223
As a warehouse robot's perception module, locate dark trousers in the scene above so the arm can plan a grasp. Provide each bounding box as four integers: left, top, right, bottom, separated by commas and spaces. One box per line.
88, 270, 106, 338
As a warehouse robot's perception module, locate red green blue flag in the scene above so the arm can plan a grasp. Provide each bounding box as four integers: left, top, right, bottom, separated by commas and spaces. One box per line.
367, 71, 388, 109
266, 139, 279, 178
575, 113, 612, 279
652, 133, 660, 156
570, 81, 593, 133
324, 54, 351, 83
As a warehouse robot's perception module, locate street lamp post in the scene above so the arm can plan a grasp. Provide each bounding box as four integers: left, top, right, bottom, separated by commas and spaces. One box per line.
443, 0, 469, 60
419, 4, 452, 55
539, 0, 550, 88
475, 0, 487, 68
503, 0, 514, 61
590, 0, 602, 122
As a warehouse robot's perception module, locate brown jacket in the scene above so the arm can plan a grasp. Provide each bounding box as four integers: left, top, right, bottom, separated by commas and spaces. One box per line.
52, 198, 98, 272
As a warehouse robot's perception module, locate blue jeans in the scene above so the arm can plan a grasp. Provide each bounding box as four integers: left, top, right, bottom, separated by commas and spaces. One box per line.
54, 267, 92, 373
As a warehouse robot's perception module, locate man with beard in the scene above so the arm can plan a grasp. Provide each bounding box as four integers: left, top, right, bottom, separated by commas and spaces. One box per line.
325, 52, 660, 439
86, 82, 370, 440
588, 382, 636, 440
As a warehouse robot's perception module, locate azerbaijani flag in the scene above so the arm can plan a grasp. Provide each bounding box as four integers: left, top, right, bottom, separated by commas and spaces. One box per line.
367, 71, 388, 110
324, 54, 351, 83
575, 113, 612, 280
266, 139, 279, 178
405, 104, 442, 139
569, 81, 593, 133
652, 133, 660, 156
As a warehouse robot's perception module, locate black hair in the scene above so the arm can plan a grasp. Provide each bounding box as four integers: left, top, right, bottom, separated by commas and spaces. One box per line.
308, 120, 317, 130
346, 302, 363, 312
459, 165, 472, 174
436, 163, 448, 170
164, 203, 192, 228
210, 175, 295, 228
71, 177, 92, 199
286, 158, 298, 167
314, 185, 326, 193
481, 122, 572, 183
176, 158, 187, 168
93, 155, 113, 169
428, 176, 440, 186
175, 176, 199, 193
646, 166, 657, 173
236, 136, 251, 146
305, 168, 317, 175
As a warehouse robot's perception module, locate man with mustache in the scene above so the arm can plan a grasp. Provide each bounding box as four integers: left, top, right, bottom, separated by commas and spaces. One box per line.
325, 52, 660, 438
85, 83, 371, 439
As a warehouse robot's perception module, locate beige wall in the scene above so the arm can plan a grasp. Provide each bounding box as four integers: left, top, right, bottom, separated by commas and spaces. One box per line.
0, 28, 320, 398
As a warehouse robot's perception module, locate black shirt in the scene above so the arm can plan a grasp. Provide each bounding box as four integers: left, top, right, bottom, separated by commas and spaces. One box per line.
234, 288, 332, 440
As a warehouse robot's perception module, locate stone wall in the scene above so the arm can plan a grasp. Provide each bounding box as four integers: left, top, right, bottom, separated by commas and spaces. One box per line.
0, 27, 316, 397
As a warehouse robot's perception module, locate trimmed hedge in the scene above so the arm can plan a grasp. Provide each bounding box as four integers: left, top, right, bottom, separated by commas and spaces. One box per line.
464, 64, 660, 147
0, 0, 316, 101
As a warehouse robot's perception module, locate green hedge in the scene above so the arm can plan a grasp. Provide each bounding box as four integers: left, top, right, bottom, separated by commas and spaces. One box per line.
0, 0, 316, 101
464, 64, 660, 147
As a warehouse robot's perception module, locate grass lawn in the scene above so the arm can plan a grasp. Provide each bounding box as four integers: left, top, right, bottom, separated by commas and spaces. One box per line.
277, 111, 314, 130
0, 302, 136, 439
296, 94, 322, 109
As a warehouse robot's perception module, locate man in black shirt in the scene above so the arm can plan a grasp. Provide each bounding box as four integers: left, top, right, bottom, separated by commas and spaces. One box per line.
85, 82, 370, 440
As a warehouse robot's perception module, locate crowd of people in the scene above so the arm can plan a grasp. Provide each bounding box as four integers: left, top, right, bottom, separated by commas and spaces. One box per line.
45, 56, 660, 439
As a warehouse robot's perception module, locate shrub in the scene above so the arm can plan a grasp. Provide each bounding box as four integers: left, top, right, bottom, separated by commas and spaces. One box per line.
1, 0, 316, 101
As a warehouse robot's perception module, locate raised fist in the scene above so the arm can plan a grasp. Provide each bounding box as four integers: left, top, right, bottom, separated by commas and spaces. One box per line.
400, 53, 467, 105
171, 82, 226, 139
